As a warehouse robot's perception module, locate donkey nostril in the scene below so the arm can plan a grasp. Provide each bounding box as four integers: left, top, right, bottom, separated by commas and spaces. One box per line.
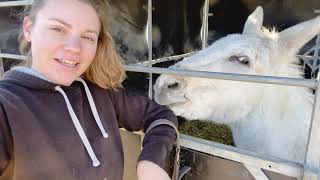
167, 82, 180, 89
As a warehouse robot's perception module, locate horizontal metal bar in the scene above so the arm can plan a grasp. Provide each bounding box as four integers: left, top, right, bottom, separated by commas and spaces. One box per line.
124, 65, 318, 89
0, 0, 32, 7
297, 55, 320, 60
0, 53, 27, 60
134, 51, 198, 66
135, 53, 319, 67
0, 53, 317, 88
180, 134, 316, 178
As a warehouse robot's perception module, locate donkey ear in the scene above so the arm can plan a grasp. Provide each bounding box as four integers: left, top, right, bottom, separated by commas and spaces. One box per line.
243, 6, 264, 35
279, 16, 320, 54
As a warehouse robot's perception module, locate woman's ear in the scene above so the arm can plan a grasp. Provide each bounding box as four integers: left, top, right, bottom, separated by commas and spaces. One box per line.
23, 17, 33, 42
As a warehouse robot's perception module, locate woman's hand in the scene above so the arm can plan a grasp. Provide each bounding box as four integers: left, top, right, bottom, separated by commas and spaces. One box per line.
137, 160, 170, 180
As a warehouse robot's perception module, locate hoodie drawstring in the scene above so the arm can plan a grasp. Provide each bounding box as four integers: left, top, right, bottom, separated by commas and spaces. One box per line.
55, 78, 108, 167
76, 78, 109, 138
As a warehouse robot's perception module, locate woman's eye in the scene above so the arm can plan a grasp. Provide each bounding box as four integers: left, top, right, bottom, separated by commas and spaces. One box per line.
228, 55, 250, 65
50, 27, 64, 33
83, 37, 94, 41
82, 36, 96, 42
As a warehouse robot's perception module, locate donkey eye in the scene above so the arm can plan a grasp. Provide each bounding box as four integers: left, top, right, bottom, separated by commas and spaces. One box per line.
228, 55, 250, 65
167, 82, 180, 89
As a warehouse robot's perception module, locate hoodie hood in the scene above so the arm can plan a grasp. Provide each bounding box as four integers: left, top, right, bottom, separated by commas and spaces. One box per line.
4, 67, 78, 91
4, 68, 58, 91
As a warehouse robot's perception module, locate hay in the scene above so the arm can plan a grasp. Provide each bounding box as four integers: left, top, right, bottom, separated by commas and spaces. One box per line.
179, 120, 234, 146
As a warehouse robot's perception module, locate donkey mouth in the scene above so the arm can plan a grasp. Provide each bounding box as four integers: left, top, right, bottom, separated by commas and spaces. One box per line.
168, 101, 187, 108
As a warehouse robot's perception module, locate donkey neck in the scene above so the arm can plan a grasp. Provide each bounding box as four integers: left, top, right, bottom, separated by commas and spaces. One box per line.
229, 85, 313, 162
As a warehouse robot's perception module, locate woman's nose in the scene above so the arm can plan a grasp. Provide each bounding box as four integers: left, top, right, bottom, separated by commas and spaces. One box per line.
64, 36, 81, 53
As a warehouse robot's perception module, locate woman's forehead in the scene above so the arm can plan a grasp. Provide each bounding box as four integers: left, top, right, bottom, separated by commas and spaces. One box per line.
36, 0, 101, 31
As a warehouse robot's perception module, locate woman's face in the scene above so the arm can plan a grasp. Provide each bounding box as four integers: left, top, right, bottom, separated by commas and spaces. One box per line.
23, 0, 101, 86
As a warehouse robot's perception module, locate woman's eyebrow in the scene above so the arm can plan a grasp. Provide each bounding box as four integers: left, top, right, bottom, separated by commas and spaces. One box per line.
48, 18, 71, 27
47, 17, 99, 35
85, 30, 99, 36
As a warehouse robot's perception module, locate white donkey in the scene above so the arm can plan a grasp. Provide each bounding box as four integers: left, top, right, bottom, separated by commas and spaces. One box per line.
154, 6, 320, 169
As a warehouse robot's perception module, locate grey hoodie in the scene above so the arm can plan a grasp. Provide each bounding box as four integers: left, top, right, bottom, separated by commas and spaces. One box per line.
0, 68, 177, 180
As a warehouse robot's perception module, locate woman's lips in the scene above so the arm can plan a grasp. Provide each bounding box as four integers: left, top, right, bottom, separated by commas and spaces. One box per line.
54, 58, 79, 68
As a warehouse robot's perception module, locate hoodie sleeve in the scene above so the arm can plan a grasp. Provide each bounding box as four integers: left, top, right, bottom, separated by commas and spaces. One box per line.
0, 104, 13, 177
108, 88, 178, 168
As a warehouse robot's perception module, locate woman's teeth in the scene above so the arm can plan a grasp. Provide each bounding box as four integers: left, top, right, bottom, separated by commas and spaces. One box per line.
56, 59, 78, 67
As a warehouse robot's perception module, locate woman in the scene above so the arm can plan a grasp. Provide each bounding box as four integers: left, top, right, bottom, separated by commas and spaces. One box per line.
0, 0, 177, 180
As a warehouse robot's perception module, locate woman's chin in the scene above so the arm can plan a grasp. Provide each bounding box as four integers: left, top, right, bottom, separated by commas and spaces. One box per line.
49, 76, 77, 86
59, 81, 74, 86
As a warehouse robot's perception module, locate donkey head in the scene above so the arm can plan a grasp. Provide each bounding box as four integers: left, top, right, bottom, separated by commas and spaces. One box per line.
154, 7, 320, 122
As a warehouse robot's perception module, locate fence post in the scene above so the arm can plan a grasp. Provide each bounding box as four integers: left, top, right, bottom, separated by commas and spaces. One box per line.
0, 50, 5, 78
201, 0, 209, 49
147, 0, 153, 99
304, 11, 320, 179
303, 69, 320, 179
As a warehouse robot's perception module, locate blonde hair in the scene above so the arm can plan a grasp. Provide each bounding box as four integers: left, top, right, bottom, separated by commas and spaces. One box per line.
18, 0, 126, 90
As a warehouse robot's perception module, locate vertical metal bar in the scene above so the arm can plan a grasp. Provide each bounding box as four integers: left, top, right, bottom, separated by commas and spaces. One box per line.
201, 0, 209, 49
316, 34, 320, 50
314, 10, 320, 79
315, 35, 320, 79
147, 0, 153, 99
0, 50, 4, 79
303, 70, 320, 179
310, 35, 320, 78
302, 12, 320, 178
318, 163, 320, 180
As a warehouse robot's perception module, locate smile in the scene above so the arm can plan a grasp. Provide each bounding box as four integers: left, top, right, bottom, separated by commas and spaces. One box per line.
54, 58, 79, 67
